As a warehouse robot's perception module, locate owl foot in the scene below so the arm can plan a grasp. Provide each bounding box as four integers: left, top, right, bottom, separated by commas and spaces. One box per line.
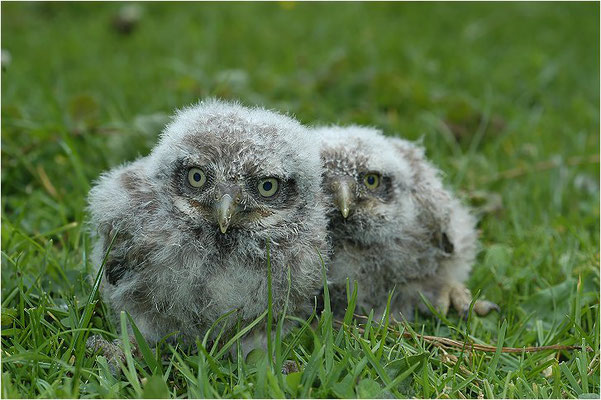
86, 334, 140, 376
281, 359, 299, 375
449, 284, 499, 319
471, 300, 501, 317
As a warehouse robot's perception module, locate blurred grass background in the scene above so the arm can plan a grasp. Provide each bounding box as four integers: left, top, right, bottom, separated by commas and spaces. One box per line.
1, 2, 599, 398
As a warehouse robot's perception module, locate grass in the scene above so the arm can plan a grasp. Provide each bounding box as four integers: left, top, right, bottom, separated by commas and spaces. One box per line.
1, 2, 599, 398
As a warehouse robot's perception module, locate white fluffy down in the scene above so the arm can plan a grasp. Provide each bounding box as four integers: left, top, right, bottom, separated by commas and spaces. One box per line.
313, 124, 479, 319
88, 99, 329, 348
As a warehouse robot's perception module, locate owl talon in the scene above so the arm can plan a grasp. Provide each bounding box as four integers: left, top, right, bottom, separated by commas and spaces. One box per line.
473, 300, 500, 316
458, 300, 500, 319
448, 283, 499, 319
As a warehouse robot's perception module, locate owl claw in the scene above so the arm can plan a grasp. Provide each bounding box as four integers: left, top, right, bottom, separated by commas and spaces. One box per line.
458, 300, 500, 320
473, 300, 500, 316
448, 283, 500, 319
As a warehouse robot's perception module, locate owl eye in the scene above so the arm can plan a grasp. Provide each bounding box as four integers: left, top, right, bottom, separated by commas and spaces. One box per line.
257, 178, 279, 197
187, 167, 207, 188
363, 173, 380, 190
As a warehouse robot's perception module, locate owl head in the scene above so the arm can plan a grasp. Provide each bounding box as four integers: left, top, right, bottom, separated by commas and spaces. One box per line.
89, 99, 328, 270
132, 99, 326, 246
314, 125, 452, 248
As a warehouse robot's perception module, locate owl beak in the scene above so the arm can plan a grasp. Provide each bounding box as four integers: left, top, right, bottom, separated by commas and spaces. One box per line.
334, 180, 354, 219
216, 193, 236, 234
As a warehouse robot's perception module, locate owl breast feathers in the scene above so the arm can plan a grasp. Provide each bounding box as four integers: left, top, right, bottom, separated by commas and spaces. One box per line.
314, 125, 497, 319
88, 100, 329, 346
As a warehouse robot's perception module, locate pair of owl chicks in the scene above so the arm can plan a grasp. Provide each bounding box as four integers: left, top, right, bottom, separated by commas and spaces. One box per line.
87, 100, 498, 363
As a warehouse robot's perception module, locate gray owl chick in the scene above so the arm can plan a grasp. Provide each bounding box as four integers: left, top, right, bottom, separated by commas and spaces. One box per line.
314, 125, 498, 320
88, 100, 329, 354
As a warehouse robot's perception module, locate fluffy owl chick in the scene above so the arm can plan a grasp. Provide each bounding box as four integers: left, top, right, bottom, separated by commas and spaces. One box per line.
314, 125, 498, 320
88, 100, 328, 353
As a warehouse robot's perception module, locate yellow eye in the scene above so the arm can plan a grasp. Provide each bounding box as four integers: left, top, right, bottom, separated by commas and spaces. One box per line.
187, 168, 206, 188
363, 173, 380, 190
258, 178, 279, 197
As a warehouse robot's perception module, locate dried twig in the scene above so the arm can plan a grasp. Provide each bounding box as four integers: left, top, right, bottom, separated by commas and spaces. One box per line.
481, 154, 600, 184
335, 316, 592, 354
343, 319, 483, 389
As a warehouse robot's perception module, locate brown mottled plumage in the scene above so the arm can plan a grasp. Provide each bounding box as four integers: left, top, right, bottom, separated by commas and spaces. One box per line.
314, 125, 498, 320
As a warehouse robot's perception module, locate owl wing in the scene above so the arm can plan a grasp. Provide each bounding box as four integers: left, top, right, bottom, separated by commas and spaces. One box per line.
389, 138, 455, 255
88, 158, 157, 284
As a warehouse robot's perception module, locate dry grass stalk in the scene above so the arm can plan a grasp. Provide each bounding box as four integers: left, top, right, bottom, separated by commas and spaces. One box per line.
336, 315, 592, 354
